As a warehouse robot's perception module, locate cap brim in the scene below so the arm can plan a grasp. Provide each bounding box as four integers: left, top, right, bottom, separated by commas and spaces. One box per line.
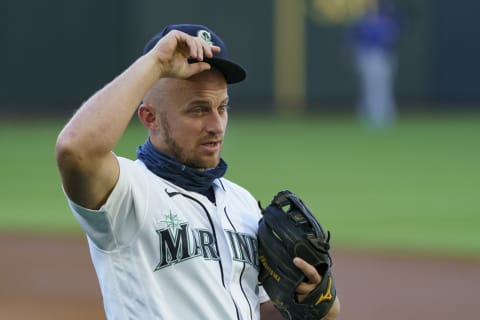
190, 57, 246, 84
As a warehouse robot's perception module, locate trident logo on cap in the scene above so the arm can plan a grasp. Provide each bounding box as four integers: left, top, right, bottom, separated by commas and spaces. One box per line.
197, 30, 213, 46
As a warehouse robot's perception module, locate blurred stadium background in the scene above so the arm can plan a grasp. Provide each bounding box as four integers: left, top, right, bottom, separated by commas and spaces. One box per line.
2, 0, 479, 112
1, 0, 479, 319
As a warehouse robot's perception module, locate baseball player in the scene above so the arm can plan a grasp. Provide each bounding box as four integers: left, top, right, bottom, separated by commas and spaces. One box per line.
55, 24, 339, 319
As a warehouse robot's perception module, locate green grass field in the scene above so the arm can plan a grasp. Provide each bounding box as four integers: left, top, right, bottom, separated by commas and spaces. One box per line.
1, 113, 479, 257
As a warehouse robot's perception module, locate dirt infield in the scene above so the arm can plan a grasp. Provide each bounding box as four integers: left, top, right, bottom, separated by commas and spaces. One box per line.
1, 234, 479, 319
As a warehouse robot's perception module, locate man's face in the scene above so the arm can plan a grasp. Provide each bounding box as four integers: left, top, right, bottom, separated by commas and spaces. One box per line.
144, 69, 229, 170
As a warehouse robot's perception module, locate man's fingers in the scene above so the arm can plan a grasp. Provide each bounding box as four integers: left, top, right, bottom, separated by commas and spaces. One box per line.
293, 257, 323, 303
175, 33, 203, 60
151, 29, 224, 79
189, 61, 212, 74
295, 281, 314, 295
187, 35, 221, 61
293, 257, 322, 284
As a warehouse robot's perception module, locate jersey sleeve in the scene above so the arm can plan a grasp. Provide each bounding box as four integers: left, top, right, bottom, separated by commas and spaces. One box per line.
66, 157, 148, 251
258, 285, 270, 304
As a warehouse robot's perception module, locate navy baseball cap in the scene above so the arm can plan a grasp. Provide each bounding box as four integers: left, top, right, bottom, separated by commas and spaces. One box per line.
143, 24, 247, 84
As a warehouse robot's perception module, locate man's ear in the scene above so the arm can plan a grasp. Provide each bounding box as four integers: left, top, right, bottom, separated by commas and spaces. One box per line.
137, 103, 158, 129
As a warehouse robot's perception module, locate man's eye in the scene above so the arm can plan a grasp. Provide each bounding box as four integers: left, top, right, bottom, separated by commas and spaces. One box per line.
190, 108, 207, 115
219, 105, 230, 113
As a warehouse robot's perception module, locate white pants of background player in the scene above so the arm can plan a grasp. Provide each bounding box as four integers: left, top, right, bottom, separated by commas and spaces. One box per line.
354, 46, 397, 128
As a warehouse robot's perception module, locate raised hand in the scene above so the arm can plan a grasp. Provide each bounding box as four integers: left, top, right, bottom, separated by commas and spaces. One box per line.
147, 30, 221, 79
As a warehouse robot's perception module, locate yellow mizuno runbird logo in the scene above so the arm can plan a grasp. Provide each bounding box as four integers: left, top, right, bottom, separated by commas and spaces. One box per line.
315, 277, 333, 305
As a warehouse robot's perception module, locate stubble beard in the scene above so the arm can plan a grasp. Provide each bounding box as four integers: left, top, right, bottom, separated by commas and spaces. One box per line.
160, 112, 220, 170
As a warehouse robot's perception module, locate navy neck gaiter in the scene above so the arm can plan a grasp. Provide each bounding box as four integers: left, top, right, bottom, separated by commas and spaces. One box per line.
136, 138, 227, 202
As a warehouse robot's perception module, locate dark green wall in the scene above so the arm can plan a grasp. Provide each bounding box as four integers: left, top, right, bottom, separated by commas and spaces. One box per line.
1, 0, 125, 109
1, 0, 479, 114
430, 0, 480, 103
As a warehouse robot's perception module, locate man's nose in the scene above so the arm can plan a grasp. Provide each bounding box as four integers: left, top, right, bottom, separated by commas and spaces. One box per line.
206, 111, 226, 135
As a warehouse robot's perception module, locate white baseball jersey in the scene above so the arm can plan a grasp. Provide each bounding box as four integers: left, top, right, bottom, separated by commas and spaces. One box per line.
66, 156, 270, 319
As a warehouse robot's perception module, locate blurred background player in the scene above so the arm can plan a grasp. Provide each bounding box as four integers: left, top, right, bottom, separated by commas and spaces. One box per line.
348, 0, 401, 129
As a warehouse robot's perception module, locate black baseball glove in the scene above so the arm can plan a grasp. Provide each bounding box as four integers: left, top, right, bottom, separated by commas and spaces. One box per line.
258, 190, 336, 320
